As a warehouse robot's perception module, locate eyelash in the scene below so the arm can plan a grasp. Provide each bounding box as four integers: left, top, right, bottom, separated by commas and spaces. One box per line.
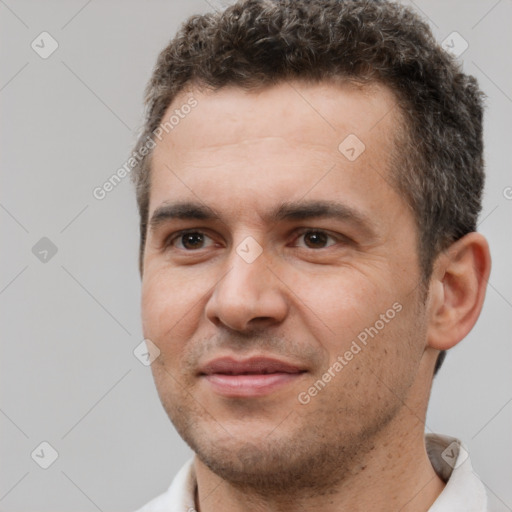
164, 228, 348, 251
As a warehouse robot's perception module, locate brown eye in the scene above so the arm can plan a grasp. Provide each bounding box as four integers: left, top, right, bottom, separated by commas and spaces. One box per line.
295, 230, 337, 249
168, 231, 215, 250
303, 231, 329, 248
181, 232, 205, 249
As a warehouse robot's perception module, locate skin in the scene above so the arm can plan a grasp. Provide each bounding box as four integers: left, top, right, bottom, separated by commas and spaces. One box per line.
141, 79, 491, 511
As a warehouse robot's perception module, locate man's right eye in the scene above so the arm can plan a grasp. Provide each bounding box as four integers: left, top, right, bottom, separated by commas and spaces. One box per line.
166, 230, 216, 251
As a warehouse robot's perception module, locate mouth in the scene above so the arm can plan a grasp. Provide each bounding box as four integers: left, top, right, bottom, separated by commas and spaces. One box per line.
198, 356, 307, 398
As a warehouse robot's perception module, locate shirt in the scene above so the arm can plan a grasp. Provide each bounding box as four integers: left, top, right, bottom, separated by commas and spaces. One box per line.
135, 433, 487, 512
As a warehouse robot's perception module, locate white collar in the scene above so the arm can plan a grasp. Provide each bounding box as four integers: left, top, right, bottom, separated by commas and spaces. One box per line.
425, 433, 487, 511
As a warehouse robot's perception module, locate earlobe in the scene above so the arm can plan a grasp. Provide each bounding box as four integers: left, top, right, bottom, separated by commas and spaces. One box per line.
426, 232, 491, 351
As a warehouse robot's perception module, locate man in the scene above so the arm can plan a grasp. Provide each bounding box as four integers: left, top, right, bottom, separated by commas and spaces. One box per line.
131, 0, 491, 510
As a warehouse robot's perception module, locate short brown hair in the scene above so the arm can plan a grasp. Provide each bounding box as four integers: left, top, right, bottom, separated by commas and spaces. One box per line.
131, 0, 486, 373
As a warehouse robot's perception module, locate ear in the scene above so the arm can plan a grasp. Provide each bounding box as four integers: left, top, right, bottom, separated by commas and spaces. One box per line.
426, 232, 491, 351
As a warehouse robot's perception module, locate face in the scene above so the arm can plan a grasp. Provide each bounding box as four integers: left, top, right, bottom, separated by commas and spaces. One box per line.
141, 80, 428, 491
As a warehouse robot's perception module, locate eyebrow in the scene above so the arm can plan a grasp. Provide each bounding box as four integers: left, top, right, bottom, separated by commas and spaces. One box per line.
149, 199, 376, 238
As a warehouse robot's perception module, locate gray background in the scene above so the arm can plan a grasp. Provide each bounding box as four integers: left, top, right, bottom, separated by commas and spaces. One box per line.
1, 0, 510, 510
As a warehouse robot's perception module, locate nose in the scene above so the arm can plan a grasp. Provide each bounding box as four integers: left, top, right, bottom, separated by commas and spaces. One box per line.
205, 245, 289, 332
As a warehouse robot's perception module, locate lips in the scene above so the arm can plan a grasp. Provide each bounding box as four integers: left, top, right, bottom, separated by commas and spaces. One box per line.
199, 356, 306, 398
199, 357, 304, 376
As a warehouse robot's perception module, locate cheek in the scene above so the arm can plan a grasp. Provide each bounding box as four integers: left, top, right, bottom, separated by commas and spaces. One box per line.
289, 265, 421, 384
322, 304, 423, 417
287, 267, 387, 340
141, 268, 208, 344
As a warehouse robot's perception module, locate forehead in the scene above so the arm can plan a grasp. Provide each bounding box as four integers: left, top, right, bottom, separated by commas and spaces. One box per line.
148, 79, 404, 226
154, 79, 398, 155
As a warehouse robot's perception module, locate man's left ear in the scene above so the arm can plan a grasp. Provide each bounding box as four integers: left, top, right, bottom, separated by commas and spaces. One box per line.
426, 232, 491, 351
